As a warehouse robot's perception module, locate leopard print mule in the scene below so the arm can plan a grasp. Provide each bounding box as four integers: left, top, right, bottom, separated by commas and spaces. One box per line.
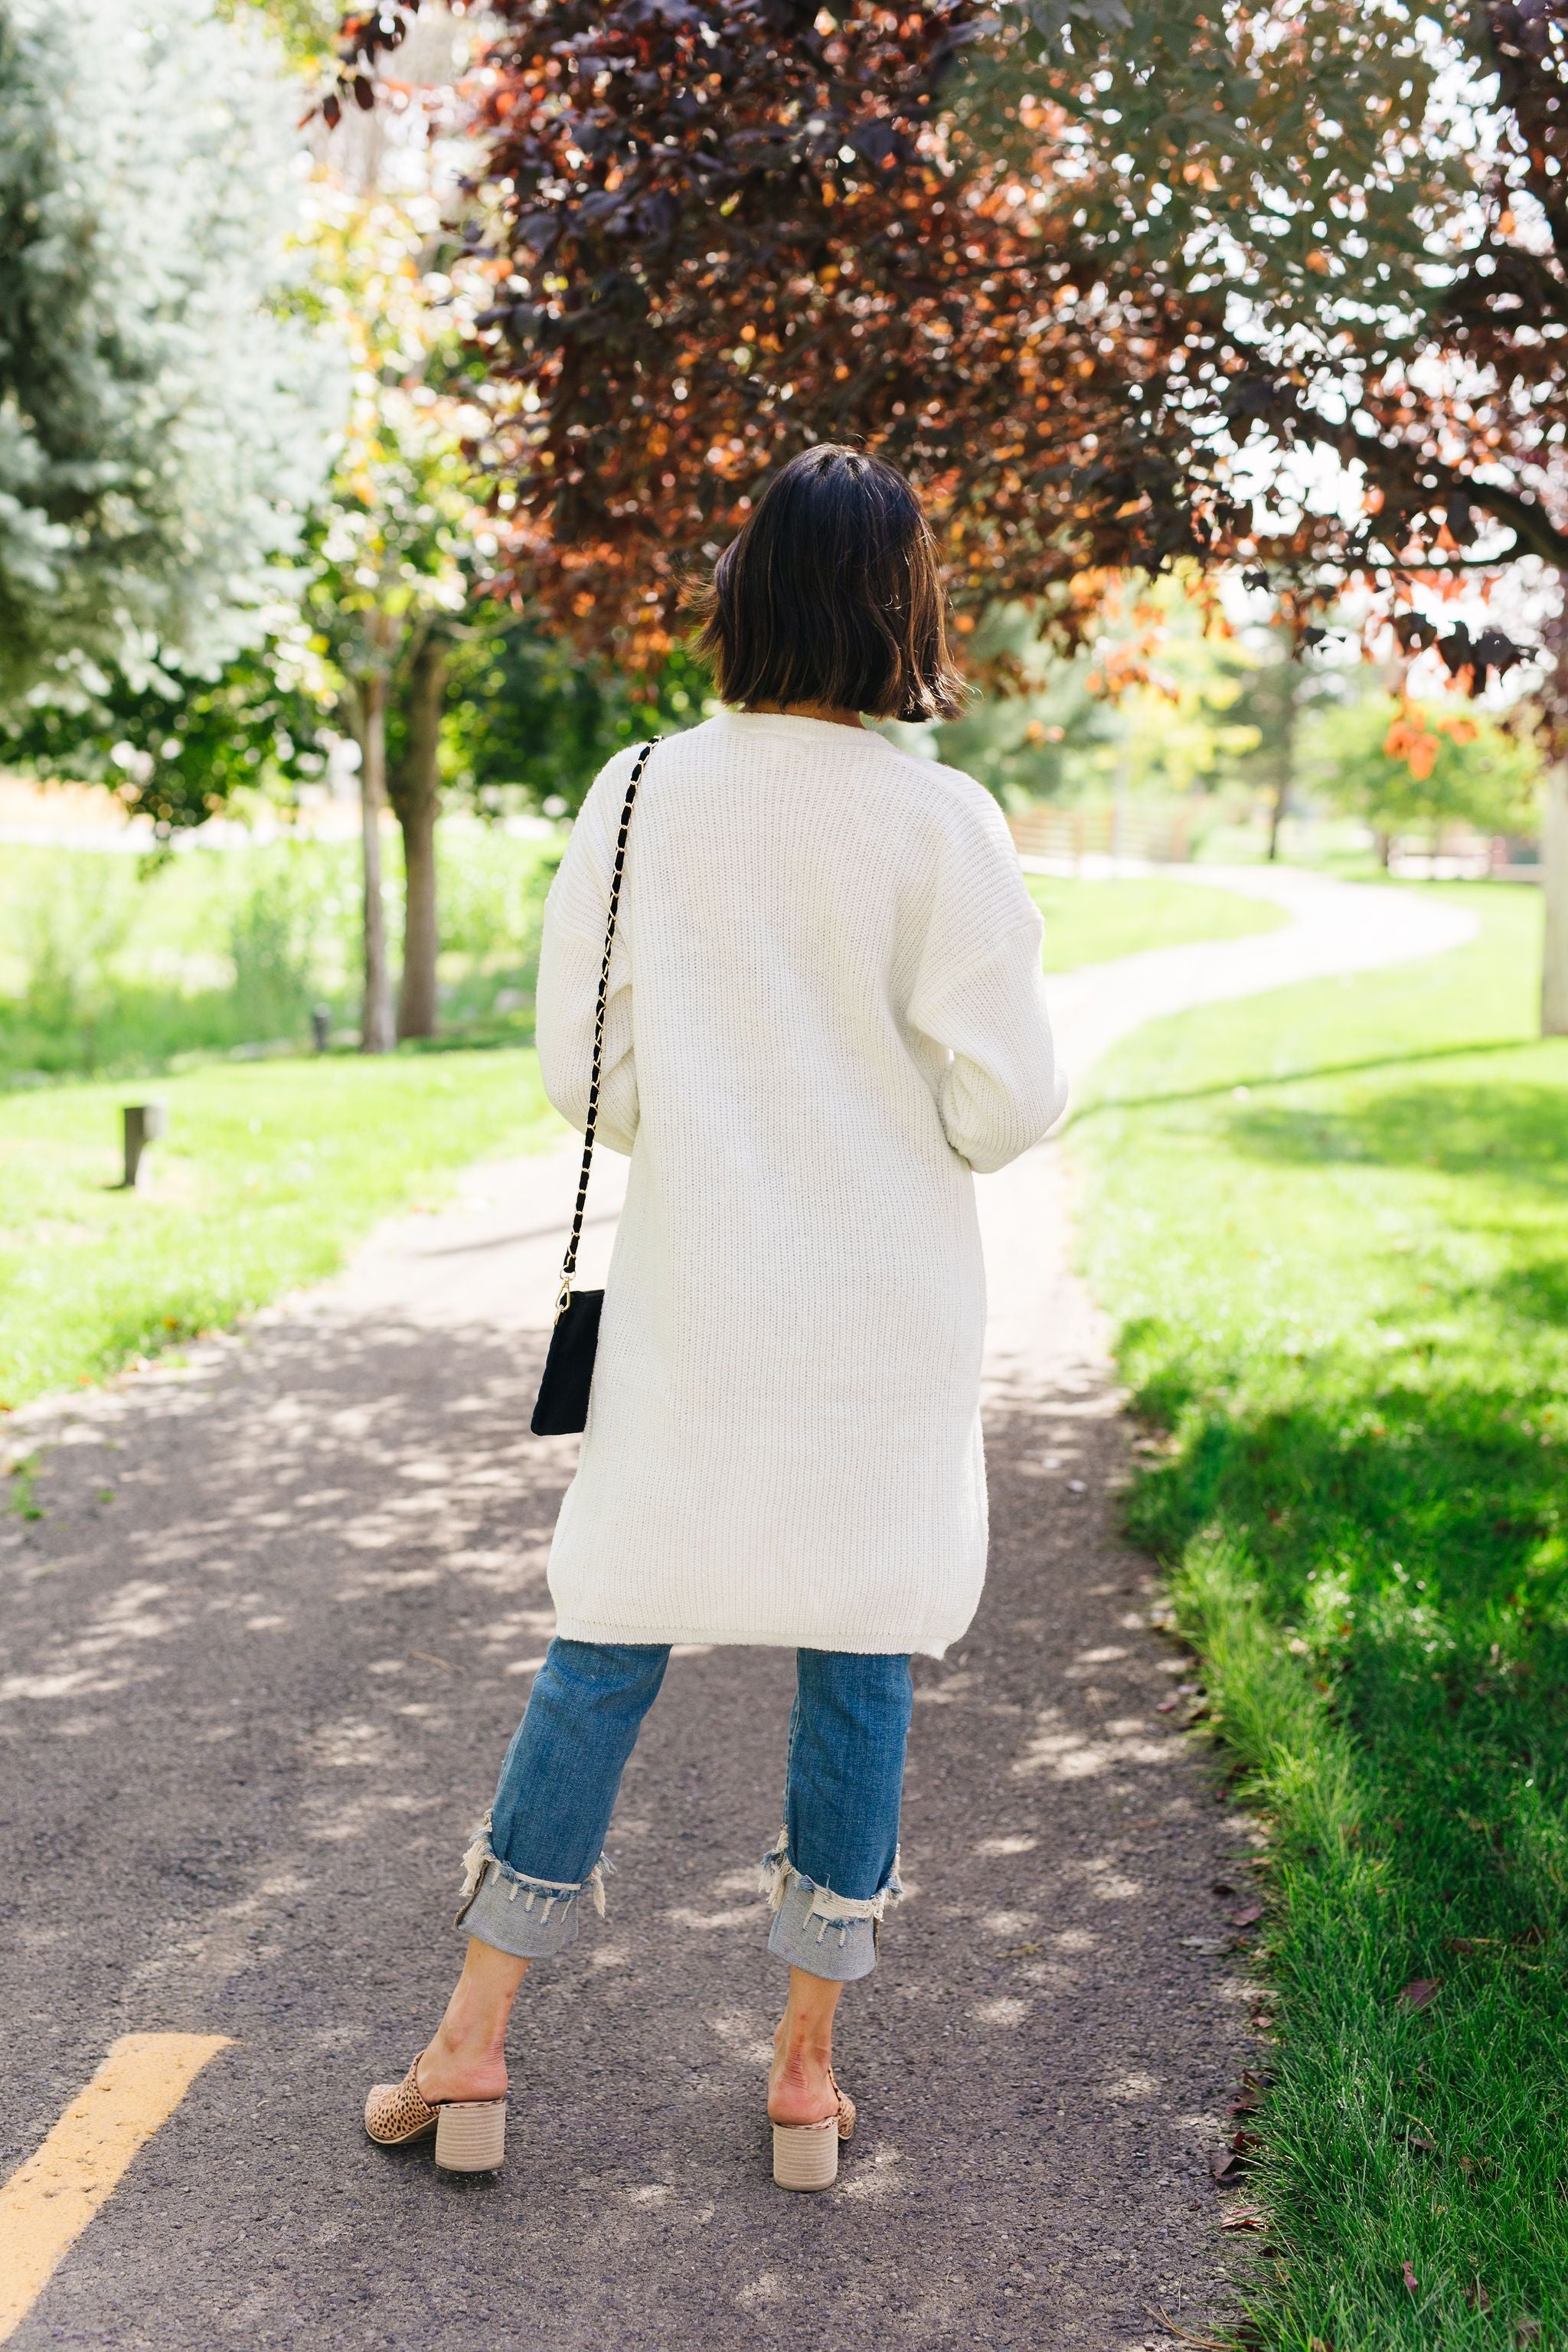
364, 2054, 508, 2174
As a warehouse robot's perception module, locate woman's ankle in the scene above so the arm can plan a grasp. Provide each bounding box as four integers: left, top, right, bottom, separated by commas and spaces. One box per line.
767, 2046, 838, 2125
433, 2012, 506, 2066
416, 2027, 509, 2104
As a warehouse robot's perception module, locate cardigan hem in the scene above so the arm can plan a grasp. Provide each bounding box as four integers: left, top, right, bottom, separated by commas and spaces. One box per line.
550, 1612, 959, 1662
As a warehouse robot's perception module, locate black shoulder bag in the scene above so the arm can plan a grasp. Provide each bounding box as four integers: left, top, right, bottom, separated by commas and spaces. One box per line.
530, 738, 658, 1437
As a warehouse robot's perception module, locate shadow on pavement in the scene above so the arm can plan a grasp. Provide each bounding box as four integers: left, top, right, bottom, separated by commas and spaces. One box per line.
2, 1302, 1254, 2351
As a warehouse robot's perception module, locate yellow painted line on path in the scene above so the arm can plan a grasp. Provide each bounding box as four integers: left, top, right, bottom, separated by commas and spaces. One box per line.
0, 2033, 232, 2342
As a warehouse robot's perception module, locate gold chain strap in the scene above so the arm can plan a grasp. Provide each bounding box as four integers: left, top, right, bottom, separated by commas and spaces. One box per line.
554, 740, 657, 1321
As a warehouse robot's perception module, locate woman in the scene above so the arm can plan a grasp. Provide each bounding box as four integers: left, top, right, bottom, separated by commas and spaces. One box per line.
365, 446, 1067, 2189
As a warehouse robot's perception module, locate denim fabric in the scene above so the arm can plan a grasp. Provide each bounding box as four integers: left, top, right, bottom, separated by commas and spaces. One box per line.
766, 1648, 913, 1982
456, 1637, 911, 1981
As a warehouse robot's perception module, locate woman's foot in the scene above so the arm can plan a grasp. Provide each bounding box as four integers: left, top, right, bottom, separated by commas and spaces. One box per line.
410, 1936, 530, 2106
413, 2029, 509, 2108
767, 1965, 846, 2127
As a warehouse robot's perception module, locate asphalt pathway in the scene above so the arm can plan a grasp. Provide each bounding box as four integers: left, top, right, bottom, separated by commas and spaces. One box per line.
0, 871, 1471, 2350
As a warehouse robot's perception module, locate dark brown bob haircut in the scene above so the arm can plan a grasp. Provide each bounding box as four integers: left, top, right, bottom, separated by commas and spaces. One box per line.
693, 446, 967, 723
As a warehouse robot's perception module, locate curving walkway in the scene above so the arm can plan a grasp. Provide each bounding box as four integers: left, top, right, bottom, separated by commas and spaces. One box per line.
1034, 859, 1475, 1080
0, 869, 1473, 2351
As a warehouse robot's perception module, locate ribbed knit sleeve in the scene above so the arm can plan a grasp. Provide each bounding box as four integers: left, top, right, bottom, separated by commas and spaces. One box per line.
535, 752, 639, 1155
908, 776, 1067, 1174
916, 920, 1067, 1173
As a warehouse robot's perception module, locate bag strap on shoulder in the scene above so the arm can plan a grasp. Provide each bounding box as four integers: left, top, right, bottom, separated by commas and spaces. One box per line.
554, 737, 658, 1320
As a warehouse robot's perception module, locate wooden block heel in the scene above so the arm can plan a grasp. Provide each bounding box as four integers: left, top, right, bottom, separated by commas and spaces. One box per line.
435, 2098, 508, 2174
365, 2054, 507, 2174
772, 2115, 839, 2190
771, 2069, 854, 2191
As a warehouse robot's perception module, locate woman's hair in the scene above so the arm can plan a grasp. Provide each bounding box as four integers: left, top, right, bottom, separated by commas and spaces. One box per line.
692, 446, 968, 722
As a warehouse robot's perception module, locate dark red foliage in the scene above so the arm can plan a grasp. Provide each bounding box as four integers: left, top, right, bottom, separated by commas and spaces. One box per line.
333, 0, 1228, 668
333, 1, 1568, 720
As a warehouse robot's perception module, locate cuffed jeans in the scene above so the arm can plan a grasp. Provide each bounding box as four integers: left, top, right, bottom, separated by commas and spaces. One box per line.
456, 1639, 912, 1982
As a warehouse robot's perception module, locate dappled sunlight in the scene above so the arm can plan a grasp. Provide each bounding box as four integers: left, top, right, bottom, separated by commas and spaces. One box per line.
0, 1165, 1253, 2346
1072, 1856, 1145, 1902
659, 1903, 759, 1932
300, 1788, 436, 1844
970, 1994, 1032, 2027
839, 2145, 903, 2199
734, 2272, 789, 2314
1011, 1718, 1171, 1779
129, 1867, 313, 2005
1101, 2069, 1162, 2101
1014, 1960, 1085, 1995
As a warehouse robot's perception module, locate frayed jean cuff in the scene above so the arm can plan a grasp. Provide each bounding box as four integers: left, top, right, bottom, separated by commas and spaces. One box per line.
760, 1831, 900, 1984
453, 1814, 611, 1961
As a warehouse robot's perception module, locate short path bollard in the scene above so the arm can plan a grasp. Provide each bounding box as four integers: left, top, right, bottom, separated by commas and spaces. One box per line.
120, 1102, 167, 1191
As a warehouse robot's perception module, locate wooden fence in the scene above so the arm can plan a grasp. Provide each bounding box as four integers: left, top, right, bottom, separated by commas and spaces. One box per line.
1006, 802, 1194, 864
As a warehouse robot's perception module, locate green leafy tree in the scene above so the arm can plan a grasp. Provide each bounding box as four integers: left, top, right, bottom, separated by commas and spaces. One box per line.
0, 638, 330, 835
1298, 695, 1541, 859
301, 188, 480, 1050
441, 629, 708, 820
0, 0, 337, 710
933, 577, 1253, 812
988, 0, 1568, 1019
1224, 632, 1340, 863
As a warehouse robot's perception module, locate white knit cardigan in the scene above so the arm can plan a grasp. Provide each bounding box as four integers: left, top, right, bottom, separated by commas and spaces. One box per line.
535, 708, 1067, 1659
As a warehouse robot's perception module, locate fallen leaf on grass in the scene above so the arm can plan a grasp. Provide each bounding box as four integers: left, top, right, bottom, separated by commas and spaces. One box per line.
1464, 2280, 1492, 2314
1307, 2340, 1334, 2352
1155, 1696, 1181, 1713
1228, 1902, 1265, 1929
1218, 2207, 1267, 2230
1398, 1977, 1442, 2011
1228, 2067, 1272, 2115
1211, 2148, 1244, 2184
1402, 2261, 1419, 2295
1515, 2318, 1541, 2345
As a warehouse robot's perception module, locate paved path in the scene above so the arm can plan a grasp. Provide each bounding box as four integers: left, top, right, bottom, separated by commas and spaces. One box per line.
0, 872, 1471, 2350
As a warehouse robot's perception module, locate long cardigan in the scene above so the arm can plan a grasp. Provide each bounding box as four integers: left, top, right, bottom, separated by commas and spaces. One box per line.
534, 707, 1067, 1659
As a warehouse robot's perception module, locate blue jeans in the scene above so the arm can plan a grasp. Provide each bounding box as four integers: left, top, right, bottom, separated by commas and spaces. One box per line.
456, 1639, 912, 1982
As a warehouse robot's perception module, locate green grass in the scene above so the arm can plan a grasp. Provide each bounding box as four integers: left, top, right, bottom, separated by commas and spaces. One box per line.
1027, 871, 1285, 969
0, 838, 1276, 1081
0, 1050, 563, 1409
0, 831, 557, 1080
1070, 883, 1568, 2347
0, 857, 1279, 1411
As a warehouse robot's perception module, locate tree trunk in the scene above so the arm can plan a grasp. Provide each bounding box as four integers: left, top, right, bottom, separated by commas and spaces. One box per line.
1265, 660, 1301, 862
1543, 756, 1568, 1036
1266, 777, 1288, 861
390, 635, 446, 1041
354, 672, 397, 1055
